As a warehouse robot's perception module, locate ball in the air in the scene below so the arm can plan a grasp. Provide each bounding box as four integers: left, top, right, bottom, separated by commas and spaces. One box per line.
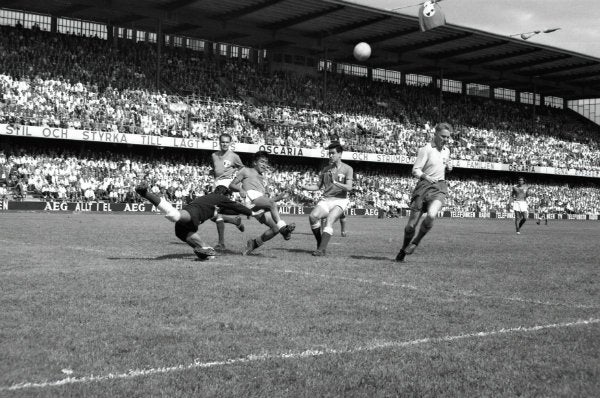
353, 42, 371, 62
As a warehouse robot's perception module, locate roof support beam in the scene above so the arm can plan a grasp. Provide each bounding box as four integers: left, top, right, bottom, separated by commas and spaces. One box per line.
211, 32, 248, 42
158, 0, 202, 12
312, 15, 391, 38
214, 0, 284, 21
555, 70, 600, 82
387, 33, 473, 54
260, 5, 345, 30
521, 61, 599, 76
426, 40, 509, 59
111, 14, 145, 25
163, 23, 200, 34
495, 54, 573, 72
463, 48, 542, 66
57, 4, 92, 16
355, 27, 420, 44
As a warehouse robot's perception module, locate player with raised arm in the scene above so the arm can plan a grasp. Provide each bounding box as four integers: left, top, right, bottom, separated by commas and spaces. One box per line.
135, 183, 263, 260
229, 151, 295, 255
511, 177, 532, 234
395, 123, 453, 262
211, 133, 245, 250
300, 142, 353, 256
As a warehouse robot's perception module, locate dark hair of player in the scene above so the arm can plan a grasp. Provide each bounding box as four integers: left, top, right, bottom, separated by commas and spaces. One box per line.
327, 141, 343, 153
213, 185, 232, 196
253, 150, 270, 162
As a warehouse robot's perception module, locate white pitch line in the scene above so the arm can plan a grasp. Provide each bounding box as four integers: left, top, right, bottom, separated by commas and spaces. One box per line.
241, 265, 600, 309
2, 318, 599, 392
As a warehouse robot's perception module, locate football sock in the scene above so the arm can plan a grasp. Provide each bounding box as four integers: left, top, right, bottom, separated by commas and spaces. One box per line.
216, 220, 225, 245
518, 218, 526, 229
254, 235, 267, 248
276, 220, 287, 229
158, 198, 180, 222
311, 222, 322, 246
318, 232, 332, 251
402, 225, 415, 250
144, 191, 161, 207
412, 218, 433, 246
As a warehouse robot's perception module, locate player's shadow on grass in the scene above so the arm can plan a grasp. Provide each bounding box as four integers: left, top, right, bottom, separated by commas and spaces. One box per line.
271, 247, 314, 254
350, 254, 393, 261
107, 253, 194, 261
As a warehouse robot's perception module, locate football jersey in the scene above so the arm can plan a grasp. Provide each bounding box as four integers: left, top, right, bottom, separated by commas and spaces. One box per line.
320, 162, 353, 199
512, 185, 530, 201
413, 143, 450, 181
212, 150, 243, 180
234, 167, 266, 194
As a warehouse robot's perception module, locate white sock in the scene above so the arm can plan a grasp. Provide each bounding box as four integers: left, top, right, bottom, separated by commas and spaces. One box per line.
276, 220, 287, 229
158, 199, 180, 222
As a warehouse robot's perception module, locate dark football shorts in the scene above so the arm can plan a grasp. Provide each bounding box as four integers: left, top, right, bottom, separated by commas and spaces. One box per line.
409, 179, 448, 212
174, 200, 208, 241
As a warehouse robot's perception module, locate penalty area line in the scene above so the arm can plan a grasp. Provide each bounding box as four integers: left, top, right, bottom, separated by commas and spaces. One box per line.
2, 318, 599, 392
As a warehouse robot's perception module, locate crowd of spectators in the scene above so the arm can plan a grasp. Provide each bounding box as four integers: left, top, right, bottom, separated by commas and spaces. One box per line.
1, 24, 600, 174
1, 145, 599, 215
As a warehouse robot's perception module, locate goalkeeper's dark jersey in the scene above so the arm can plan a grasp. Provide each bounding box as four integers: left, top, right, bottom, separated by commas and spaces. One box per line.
183, 193, 252, 226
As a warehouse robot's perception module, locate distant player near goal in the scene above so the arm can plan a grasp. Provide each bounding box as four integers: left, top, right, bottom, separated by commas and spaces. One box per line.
395, 123, 453, 262
511, 177, 533, 234
536, 196, 549, 225
211, 133, 246, 250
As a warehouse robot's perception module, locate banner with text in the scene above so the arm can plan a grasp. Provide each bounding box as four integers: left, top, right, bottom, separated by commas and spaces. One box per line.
2, 124, 599, 178
2, 201, 598, 220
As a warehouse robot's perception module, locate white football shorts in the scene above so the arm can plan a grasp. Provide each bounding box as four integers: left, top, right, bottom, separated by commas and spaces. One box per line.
512, 200, 528, 213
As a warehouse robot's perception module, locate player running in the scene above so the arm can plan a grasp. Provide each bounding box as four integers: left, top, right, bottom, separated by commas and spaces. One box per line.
395, 123, 453, 262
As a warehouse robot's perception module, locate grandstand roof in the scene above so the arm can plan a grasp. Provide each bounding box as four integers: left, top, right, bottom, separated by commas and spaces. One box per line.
12, 0, 600, 100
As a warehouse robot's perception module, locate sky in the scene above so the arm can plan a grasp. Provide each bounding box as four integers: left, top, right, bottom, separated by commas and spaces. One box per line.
350, 0, 600, 59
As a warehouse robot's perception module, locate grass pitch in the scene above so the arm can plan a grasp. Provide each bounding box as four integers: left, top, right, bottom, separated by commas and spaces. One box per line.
0, 212, 598, 397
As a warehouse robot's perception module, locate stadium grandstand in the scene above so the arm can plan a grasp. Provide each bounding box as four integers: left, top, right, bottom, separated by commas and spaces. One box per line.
0, 0, 599, 218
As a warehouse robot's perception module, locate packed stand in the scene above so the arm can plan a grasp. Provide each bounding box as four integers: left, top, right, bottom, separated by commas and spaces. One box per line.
1, 145, 599, 215
1, 24, 600, 171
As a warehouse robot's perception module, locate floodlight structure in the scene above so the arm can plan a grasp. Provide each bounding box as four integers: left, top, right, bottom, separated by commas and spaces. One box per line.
510, 28, 561, 40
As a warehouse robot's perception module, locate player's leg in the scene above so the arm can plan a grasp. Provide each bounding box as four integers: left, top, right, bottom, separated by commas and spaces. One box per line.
518, 210, 527, 231
243, 212, 279, 255
514, 211, 521, 233
212, 216, 227, 249
408, 199, 443, 252
211, 214, 244, 250
175, 222, 215, 260
314, 206, 344, 256
309, 204, 329, 250
339, 212, 347, 237
395, 208, 422, 262
136, 182, 183, 223
251, 195, 295, 239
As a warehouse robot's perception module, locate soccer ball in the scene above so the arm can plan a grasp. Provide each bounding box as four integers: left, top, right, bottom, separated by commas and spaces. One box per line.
423, 1, 436, 17
353, 42, 371, 62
